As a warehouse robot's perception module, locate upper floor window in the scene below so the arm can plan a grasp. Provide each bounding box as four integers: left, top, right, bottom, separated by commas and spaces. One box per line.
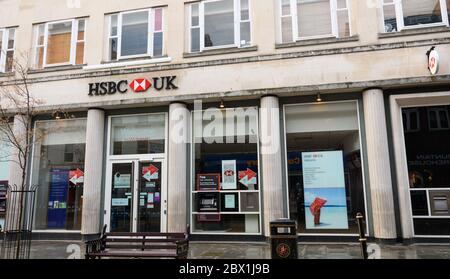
187, 0, 251, 53
382, 0, 450, 32
33, 18, 86, 69
0, 27, 16, 73
107, 8, 164, 61
280, 0, 351, 43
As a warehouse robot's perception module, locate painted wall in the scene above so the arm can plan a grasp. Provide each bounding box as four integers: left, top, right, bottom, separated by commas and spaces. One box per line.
0, 0, 449, 110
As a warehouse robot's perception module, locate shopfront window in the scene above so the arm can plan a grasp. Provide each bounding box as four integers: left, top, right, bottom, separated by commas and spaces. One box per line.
280, 0, 351, 43
382, 0, 449, 33
0, 128, 10, 231
110, 114, 166, 155
32, 119, 87, 230
191, 107, 261, 234
285, 101, 366, 234
403, 106, 450, 236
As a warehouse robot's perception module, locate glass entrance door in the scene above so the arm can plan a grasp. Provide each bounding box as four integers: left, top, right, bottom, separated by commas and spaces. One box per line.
108, 160, 165, 233
110, 162, 134, 232
137, 161, 162, 232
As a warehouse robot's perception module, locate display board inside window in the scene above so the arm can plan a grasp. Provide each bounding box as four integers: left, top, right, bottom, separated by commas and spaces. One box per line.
284, 101, 367, 234
403, 105, 450, 236
31, 119, 87, 230
192, 107, 261, 234
382, 0, 450, 33
280, 0, 351, 43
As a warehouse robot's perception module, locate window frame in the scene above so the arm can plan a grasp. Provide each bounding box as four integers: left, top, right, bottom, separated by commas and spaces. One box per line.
427, 107, 450, 131
381, 0, 450, 33
108, 8, 164, 61
402, 108, 421, 133
279, 0, 351, 42
0, 27, 16, 73
189, 0, 252, 53
34, 18, 86, 68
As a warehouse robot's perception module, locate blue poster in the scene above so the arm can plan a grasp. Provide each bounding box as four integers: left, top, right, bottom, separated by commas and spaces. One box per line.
302, 151, 349, 229
47, 169, 69, 229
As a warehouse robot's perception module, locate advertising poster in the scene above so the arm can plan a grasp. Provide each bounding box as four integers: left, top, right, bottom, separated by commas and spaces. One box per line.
142, 164, 159, 181
302, 151, 348, 229
47, 169, 69, 229
238, 168, 257, 189
69, 168, 84, 185
221, 160, 237, 190
114, 173, 131, 188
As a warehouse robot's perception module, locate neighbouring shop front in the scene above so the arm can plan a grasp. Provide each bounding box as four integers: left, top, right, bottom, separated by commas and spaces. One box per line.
402, 105, 450, 236
390, 91, 450, 240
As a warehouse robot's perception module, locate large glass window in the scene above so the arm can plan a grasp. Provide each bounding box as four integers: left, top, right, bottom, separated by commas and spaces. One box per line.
33, 18, 86, 69
187, 0, 252, 52
110, 114, 166, 155
31, 119, 87, 230
0, 128, 10, 231
107, 8, 164, 61
285, 101, 366, 234
280, 0, 351, 43
403, 105, 450, 236
191, 107, 261, 234
0, 27, 16, 73
382, 0, 449, 32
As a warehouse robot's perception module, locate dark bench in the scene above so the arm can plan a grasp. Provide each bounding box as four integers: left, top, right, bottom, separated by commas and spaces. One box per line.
85, 225, 189, 259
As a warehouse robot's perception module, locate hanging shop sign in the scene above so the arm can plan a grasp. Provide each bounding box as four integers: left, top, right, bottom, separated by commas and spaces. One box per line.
427, 47, 439, 75
88, 76, 178, 96
301, 151, 349, 230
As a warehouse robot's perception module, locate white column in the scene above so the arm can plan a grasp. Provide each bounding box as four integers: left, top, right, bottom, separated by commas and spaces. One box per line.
167, 102, 189, 232
363, 88, 397, 240
81, 109, 105, 235
260, 96, 285, 236
6, 115, 27, 231
389, 95, 414, 239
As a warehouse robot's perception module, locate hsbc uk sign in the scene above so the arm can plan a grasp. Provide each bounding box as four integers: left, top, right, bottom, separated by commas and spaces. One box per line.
88, 76, 178, 96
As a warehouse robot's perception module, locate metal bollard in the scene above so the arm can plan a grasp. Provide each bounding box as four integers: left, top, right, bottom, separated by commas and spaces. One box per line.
356, 213, 368, 260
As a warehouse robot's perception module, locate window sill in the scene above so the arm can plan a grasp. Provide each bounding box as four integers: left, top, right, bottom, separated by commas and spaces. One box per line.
378, 26, 450, 39
275, 35, 359, 49
28, 64, 86, 74
183, 46, 258, 58
83, 56, 172, 71
0, 72, 14, 78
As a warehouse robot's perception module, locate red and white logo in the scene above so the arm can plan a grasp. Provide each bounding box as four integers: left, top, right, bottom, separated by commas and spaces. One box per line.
428, 49, 439, 75
129, 78, 151, 92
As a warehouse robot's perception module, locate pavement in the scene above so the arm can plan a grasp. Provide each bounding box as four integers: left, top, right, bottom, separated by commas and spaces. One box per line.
2, 241, 450, 259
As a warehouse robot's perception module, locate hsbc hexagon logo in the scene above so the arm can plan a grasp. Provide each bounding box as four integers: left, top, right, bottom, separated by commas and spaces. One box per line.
129, 78, 151, 93
88, 76, 178, 96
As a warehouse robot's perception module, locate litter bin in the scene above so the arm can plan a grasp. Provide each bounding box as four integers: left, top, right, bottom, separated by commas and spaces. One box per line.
270, 219, 298, 259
